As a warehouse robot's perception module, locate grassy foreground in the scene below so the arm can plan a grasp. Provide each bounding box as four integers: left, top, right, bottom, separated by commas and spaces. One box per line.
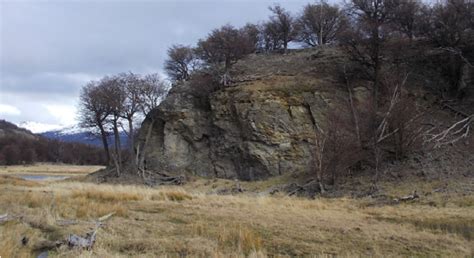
0, 163, 104, 177
0, 172, 473, 257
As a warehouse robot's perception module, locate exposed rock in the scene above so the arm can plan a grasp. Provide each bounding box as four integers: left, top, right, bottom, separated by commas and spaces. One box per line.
137, 78, 350, 180
136, 49, 352, 180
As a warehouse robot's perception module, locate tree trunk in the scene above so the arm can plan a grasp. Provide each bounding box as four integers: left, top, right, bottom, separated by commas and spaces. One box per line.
319, 3, 323, 46
97, 122, 110, 165
372, 144, 381, 190
112, 117, 122, 175
344, 66, 362, 148
127, 117, 135, 170
371, 26, 381, 186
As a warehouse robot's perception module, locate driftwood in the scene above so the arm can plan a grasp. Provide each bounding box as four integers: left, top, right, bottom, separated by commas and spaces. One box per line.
2, 212, 114, 254
0, 213, 21, 224
56, 219, 78, 226
394, 191, 419, 202
66, 212, 115, 250
32, 212, 116, 256
67, 229, 97, 250
286, 180, 323, 198
0, 213, 9, 223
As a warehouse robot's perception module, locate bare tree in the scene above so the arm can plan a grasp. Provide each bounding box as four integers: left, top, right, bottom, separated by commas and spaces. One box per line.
313, 108, 360, 190
140, 74, 168, 115
79, 80, 112, 164
297, 1, 347, 46
196, 24, 254, 86
241, 23, 262, 52
423, 0, 474, 96
262, 20, 282, 51
389, 0, 424, 40
164, 45, 198, 83
424, 0, 473, 48
344, 0, 397, 108
100, 76, 126, 176
117, 72, 143, 169
266, 4, 297, 53
342, 0, 399, 187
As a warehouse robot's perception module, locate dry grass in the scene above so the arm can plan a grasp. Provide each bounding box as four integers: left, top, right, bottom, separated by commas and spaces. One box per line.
0, 163, 104, 176
0, 175, 41, 187
0, 175, 473, 257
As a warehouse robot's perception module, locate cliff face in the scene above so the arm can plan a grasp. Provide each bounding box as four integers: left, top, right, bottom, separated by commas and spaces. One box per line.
137, 49, 362, 180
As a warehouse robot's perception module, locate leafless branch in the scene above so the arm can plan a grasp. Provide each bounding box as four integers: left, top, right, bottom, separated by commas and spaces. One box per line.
425, 115, 473, 148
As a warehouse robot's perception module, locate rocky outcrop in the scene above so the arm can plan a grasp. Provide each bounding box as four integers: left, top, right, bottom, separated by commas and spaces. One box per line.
136, 49, 360, 180
134, 45, 474, 181
137, 73, 352, 180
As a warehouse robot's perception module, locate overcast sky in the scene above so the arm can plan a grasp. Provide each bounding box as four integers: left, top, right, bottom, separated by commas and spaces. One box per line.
0, 0, 313, 128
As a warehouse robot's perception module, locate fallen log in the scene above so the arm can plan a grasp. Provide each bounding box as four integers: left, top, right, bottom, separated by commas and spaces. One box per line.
36, 212, 116, 254
98, 212, 115, 222
287, 180, 322, 197
0, 213, 19, 224
394, 190, 419, 202
56, 219, 78, 226
67, 230, 97, 250
65, 212, 115, 250
0, 213, 9, 223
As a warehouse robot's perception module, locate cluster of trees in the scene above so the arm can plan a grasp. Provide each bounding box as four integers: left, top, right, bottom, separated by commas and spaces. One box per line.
79, 72, 168, 176
0, 136, 106, 165
164, 0, 473, 96
160, 0, 472, 188
162, 1, 349, 85
80, 0, 472, 183
308, 0, 473, 190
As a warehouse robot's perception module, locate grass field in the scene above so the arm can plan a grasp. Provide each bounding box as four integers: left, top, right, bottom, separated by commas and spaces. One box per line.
0, 163, 104, 177
0, 165, 473, 257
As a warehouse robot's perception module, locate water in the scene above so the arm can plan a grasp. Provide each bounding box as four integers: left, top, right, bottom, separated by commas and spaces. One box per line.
15, 175, 69, 181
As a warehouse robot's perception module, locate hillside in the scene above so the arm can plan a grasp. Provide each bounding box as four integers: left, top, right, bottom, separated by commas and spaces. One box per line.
134, 47, 473, 185
0, 120, 37, 140
0, 120, 106, 165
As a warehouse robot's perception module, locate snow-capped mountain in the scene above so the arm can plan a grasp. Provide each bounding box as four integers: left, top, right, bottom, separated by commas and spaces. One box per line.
17, 121, 65, 134
41, 129, 102, 146
17, 121, 128, 146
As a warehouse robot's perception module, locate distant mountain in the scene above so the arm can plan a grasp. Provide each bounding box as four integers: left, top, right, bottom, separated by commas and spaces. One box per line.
16, 121, 128, 147
40, 125, 128, 147
1, 119, 107, 165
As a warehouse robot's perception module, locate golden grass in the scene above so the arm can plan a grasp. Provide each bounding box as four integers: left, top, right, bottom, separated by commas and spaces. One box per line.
0, 175, 41, 187
0, 163, 104, 176
0, 176, 473, 257
151, 190, 193, 202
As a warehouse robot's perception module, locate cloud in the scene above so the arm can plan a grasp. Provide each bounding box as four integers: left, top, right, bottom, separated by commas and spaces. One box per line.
1, 72, 99, 96
44, 104, 78, 126
0, 104, 21, 116
1, 0, 308, 126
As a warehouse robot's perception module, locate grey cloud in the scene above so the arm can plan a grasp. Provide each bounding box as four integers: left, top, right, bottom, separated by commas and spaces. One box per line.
1, 0, 309, 125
